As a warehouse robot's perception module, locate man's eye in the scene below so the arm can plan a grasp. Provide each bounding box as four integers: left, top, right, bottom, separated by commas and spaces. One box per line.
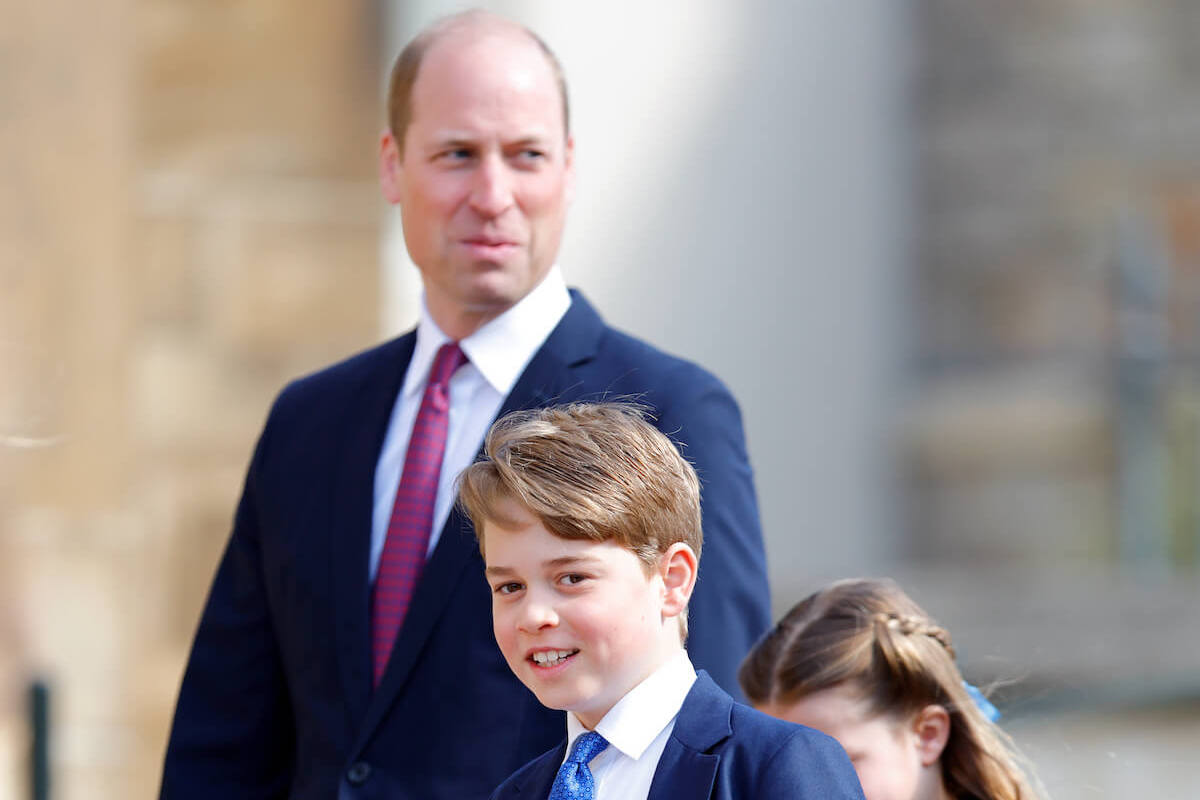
513, 149, 546, 164
437, 148, 473, 162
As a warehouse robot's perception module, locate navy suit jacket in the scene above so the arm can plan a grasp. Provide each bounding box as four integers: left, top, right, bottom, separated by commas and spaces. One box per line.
159, 292, 770, 800
490, 672, 865, 800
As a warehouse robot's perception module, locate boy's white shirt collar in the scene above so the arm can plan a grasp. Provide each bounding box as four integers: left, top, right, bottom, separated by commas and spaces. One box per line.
403, 265, 570, 399
565, 650, 698, 763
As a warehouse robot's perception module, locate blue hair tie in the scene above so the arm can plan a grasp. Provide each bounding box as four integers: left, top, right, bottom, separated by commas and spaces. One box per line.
962, 681, 1000, 722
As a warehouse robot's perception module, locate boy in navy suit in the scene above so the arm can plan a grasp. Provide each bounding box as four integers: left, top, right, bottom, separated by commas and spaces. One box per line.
458, 404, 865, 800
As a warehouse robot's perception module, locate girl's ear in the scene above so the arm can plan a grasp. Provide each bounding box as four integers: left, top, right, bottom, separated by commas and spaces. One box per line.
912, 704, 951, 767
659, 542, 698, 619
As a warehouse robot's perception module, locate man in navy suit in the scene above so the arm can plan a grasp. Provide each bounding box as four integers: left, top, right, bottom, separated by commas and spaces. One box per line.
160, 10, 770, 800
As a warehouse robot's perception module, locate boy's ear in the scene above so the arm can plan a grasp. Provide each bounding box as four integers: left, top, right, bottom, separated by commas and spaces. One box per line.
912, 704, 951, 767
658, 543, 698, 620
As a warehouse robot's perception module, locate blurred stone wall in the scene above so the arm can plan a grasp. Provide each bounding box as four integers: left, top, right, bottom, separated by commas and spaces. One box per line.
910, 0, 1200, 569
0, 0, 382, 795
907, 13, 1200, 797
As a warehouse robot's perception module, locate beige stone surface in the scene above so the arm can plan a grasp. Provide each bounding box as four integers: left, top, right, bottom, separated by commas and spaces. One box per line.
1, 0, 381, 795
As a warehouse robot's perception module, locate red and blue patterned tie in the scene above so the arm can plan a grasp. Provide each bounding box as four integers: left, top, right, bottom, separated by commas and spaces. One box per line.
371, 341, 467, 687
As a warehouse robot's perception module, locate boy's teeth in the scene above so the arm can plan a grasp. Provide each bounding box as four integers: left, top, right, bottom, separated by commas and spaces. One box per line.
533, 649, 575, 665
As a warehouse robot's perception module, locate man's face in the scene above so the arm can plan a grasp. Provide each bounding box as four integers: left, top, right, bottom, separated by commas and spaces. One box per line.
381, 30, 574, 328
482, 502, 672, 730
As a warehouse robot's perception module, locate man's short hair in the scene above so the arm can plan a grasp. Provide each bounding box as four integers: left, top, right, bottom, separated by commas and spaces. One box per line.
386, 10, 570, 150
458, 403, 702, 569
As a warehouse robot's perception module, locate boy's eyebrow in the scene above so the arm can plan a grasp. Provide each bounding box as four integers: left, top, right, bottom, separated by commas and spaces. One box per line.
544, 555, 602, 569
483, 555, 602, 579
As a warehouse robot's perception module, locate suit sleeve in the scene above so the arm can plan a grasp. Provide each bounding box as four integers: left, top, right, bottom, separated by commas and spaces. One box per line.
658, 366, 771, 701
159, 411, 295, 799
763, 728, 866, 799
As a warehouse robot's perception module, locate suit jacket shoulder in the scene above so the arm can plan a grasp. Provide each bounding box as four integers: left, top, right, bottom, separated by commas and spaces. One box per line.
269, 334, 414, 425
648, 672, 865, 800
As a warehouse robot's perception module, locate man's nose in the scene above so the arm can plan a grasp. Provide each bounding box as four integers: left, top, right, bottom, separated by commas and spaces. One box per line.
468, 155, 515, 217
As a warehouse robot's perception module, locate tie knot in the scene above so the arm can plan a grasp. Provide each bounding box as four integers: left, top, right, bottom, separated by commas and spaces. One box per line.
429, 342, 467, 386
566, 731, 608, 765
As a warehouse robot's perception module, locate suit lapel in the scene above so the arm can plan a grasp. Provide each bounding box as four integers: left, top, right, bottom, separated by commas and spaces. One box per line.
647, 672, 733, 800
330, 333, 415, 730
357, 503, 479, 739
502, 743, 566, 799
495, 289, 606, 419
647, 744, 719, 800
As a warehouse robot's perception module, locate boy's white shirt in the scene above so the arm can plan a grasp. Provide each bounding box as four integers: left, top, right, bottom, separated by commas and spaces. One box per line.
562, 650, 698, 800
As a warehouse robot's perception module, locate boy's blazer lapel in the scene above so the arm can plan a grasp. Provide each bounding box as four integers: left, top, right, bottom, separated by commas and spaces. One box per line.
355, 293, 607, 743
494, 742, 566, 799
646, 672, 732, 800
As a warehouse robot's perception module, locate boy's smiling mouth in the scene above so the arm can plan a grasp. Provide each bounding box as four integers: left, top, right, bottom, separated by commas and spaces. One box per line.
529, 648, 580, 668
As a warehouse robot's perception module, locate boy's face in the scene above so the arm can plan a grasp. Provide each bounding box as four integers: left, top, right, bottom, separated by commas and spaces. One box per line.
482, 501, 681, 730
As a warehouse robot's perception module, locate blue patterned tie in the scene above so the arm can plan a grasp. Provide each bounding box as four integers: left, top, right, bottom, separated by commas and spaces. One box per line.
548, 731, 609, 800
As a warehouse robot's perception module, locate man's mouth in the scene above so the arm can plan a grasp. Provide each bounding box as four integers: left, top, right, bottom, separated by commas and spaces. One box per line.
464, 236, 518, 247
529, 649, 579, 668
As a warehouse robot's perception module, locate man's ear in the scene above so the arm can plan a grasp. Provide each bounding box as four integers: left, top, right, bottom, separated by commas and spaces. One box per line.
912, 704, 951, 767
563, 134, 576, 206
379, 129, 404, 205
658, 542, 697, 620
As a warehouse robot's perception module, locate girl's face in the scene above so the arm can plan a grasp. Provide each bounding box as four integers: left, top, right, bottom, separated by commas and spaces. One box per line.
758, 683, 948, 800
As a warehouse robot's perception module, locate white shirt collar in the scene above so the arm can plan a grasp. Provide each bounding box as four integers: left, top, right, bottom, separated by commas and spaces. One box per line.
565, 650, 697, 762
403, 265, 571, 399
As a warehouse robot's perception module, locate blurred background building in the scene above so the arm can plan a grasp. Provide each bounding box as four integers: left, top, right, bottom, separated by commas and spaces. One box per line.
2, 0, 1198, 797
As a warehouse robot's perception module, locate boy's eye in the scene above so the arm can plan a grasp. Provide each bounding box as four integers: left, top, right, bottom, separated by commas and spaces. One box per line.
558, 573, 588, 587
494, 582, 523, 595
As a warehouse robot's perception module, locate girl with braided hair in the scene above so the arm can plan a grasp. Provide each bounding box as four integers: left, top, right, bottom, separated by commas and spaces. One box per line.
739, 578, 1043, 800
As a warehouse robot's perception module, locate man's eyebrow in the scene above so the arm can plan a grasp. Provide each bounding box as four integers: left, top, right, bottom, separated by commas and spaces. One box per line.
507, 135, 551, 146
426, 135, 476, 149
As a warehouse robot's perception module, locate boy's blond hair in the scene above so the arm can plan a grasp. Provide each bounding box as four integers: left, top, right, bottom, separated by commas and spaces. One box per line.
458, 403, 702, 632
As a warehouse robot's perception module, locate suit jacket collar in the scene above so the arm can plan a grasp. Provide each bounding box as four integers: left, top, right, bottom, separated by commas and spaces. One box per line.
348, 291, 607, 748
499, 672, 732, 799
494, 288, 606, 415
645, 672, 731, 800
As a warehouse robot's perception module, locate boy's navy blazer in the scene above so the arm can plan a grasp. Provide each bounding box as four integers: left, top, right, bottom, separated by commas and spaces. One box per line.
490, 672, 866, 800
160, 292, 772, 800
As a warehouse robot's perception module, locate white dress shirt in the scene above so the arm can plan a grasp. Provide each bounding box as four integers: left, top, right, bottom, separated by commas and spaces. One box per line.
369, 266, 571, 580
563, 651, 698, 800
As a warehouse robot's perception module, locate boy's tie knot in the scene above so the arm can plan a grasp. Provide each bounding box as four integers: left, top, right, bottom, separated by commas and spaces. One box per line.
548, 731, 609, 800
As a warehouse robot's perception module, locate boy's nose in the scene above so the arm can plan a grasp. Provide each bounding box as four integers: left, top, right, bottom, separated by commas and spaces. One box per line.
517, 597, 559, 632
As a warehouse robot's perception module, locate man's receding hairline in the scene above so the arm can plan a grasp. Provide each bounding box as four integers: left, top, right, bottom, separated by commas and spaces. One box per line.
389, 10, 570, 145
419, 16, 563, 101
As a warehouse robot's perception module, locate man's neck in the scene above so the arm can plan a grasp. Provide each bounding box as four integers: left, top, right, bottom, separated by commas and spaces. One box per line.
425, 301, 507, 341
